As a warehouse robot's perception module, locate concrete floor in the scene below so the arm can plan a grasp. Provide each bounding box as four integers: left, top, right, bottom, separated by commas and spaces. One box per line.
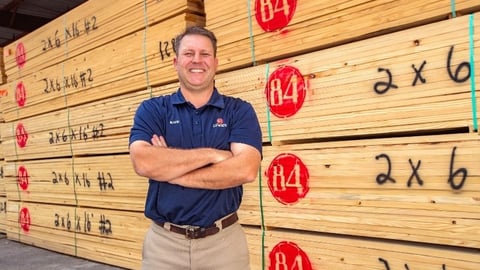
0, 234, 126, 270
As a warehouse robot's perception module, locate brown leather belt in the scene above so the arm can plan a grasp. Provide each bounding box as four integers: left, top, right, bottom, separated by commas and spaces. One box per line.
155, 212, 238, 239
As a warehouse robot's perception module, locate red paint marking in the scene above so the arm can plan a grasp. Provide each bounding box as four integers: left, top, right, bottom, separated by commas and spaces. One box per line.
15, 42, 26, 68
15, 81, 27, 107
19, 207, 31, 232
15, 122, 29, 148
269, 241, 312, 270
265, 153, 309, 205
255, 0, 297, 32
265, 65, 306, 118
18, 166, 29, 191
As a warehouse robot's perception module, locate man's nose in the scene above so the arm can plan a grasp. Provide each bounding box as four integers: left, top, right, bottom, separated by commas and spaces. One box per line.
192, 53, 201, 63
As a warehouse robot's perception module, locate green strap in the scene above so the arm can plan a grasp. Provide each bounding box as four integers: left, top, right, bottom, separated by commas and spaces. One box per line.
62, 14, 78, 257
262, 63, 271, 270
247, 0, 257, 66
13, 122, 21, 243
450, 0, 457, 18
143, 0, 153, 97
469, 14, 478, 131
265, 63, 273, 142
258, 167, 266, 270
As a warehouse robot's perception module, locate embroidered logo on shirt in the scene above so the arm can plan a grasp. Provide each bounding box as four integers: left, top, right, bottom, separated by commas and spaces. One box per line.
212, 118, 227, 128
169, 120, 180, 124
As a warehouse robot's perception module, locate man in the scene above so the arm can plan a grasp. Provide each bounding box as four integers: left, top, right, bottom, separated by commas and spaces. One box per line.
129, 26, 262, 270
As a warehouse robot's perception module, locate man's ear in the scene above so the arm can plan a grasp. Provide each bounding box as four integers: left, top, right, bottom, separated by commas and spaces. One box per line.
173, 56, 178, 68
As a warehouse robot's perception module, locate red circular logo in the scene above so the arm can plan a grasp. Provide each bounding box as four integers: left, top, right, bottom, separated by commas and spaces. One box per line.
19, 207, 31, 232
255, 0, 297, 32
15, 123, 29, 148
15, 81, 27, 107
265, 153, 309, 205
265, 65, 306, 118
18, 166, 29, 191
16, 42, 26, 68
269, 241, 312, 270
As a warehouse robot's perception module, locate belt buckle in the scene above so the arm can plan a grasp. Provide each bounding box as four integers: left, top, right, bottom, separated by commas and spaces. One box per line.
185, 226, 206, 239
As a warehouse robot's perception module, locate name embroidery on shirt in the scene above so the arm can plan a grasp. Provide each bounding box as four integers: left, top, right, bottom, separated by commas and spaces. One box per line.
169, 120, 180, 124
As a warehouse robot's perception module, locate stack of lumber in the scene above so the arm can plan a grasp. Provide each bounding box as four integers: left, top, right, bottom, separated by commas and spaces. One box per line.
0, 0, 204, 269
206, 0, 480, 269
206, 1, 480, 269
0, 0, 479, 269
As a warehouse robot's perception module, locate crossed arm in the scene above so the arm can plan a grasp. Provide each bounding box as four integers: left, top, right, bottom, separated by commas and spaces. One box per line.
129, 135, 261, 189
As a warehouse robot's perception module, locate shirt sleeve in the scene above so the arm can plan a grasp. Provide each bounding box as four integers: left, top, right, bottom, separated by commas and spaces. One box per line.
229, 99, 263, 155
129, 98, 165, 146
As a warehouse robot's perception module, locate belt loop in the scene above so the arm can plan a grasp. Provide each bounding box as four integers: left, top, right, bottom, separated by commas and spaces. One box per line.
162, 222, 170, 231
215, 214, 227, 229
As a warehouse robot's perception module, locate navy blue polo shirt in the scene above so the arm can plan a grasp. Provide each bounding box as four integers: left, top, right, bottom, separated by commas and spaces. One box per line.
129, 88, 262, 227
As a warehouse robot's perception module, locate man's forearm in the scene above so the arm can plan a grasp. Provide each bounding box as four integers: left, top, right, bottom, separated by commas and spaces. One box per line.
169, 149, 261, 189
130, 141, 231, 181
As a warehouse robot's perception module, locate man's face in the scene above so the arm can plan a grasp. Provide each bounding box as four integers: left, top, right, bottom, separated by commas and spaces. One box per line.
174, 34, 218, 93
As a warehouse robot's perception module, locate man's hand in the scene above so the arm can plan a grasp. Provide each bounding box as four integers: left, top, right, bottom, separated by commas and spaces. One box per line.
151, 134, 167, 147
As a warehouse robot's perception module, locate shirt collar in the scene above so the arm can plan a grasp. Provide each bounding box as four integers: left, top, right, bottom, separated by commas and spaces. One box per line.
172, 88, 225, 109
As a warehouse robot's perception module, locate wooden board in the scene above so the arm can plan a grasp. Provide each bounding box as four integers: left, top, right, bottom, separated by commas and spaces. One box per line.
1, 110, 72, 161
4, 158, 76, 205
245, 133, 480, 249
206, 0, 480, 72
244, 226, 480, 270
3, 155, 147, 211
1, 13, 204, 122
215, 13, 480, 143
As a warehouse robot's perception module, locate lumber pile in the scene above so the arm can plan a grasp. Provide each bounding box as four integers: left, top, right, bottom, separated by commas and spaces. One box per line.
1, 0, 480, 269
0, 0, 204, 269
214, 1, 480, 269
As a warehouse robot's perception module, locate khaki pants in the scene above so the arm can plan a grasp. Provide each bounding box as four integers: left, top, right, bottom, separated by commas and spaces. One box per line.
142, 221, 250, 270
